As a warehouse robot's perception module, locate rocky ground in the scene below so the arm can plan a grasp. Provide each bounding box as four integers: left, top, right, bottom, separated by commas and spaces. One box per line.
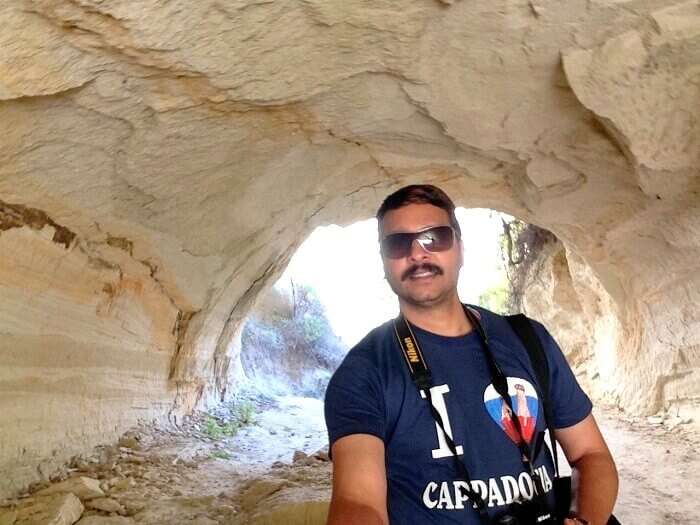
0, 394, 697, 525
594, 410, 700, 524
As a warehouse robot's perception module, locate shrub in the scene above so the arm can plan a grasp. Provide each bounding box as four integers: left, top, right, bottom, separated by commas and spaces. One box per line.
240, 282, 348, 398
234, 401, 257, 427
202, 416, 238, 439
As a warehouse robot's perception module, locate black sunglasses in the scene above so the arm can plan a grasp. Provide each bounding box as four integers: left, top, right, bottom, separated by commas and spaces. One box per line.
380, 225, 457, 259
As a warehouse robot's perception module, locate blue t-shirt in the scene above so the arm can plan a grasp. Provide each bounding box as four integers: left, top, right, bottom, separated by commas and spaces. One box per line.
324, 306, 592, 524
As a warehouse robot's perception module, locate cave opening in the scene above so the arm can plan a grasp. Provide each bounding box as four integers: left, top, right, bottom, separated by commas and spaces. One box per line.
234, 208, 529, 456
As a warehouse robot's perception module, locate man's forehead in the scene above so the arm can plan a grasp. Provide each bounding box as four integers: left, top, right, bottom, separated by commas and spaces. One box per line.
379, 203, 451, 235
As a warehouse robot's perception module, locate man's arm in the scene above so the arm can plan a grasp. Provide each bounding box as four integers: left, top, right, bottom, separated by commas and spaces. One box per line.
555, 413, 618, 525
326, 434, 389, 525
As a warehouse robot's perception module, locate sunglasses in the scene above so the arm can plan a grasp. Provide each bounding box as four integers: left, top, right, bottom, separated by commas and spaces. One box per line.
380, 225, 457, 259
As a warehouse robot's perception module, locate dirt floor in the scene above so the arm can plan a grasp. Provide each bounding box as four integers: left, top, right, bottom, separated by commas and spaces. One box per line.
1, 394, 698, 524
592, 409, 700, 524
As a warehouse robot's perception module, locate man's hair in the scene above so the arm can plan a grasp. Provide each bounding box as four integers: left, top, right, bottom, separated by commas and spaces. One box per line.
376, 184, 461, 238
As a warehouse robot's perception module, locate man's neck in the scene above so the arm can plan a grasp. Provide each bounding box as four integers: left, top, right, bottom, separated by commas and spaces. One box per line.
399, 294, 473, 337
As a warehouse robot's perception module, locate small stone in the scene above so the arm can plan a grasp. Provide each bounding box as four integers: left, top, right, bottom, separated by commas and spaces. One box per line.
313, 450, 330, 462
292, 451, 307, 463
86, 498, 125, 514
117, 437, 140, 451
108, 478, 134, 492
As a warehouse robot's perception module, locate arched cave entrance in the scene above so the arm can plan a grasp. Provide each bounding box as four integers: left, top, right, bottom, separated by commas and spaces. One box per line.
0, 0, 698, 521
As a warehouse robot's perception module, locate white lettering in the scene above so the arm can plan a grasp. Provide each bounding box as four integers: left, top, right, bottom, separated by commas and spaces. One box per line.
518, 472, 535, 500
470, 479, 488, 508
500, 475, 520, 504
453, 481, 471, 510
422, 471, 555, 511
438, 481, 455, 509
539, 465, 553, 492
487, 477, 506, 507
422, 482, 438, 509
420, 384, 464, 458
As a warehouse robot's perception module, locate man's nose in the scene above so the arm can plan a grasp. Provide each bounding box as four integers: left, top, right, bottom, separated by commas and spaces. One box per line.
407, 238, 430, 261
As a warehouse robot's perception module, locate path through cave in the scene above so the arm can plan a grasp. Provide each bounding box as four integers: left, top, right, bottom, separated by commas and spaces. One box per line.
2, 394, 697, 524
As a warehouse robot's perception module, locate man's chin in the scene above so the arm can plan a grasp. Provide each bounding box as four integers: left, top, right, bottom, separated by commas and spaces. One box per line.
399, 291, 446, 308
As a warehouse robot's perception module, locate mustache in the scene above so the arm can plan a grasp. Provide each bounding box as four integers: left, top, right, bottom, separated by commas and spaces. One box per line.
402, 263, 443, 281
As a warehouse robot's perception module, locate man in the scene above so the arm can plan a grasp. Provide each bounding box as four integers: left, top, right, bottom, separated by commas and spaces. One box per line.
324, 184, 618, 525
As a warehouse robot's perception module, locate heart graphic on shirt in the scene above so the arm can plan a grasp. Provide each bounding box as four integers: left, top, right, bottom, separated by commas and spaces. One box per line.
483, 377, 539, 445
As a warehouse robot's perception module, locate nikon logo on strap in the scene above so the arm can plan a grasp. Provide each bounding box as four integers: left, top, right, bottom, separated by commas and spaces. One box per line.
403, 337, 420, 363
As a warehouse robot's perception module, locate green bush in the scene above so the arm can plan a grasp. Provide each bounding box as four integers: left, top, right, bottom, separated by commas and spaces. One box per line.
202, 401, 257, 440
234, 401, 257, 427
203, 416, 238, 439
240, 282, 348, 398
209, 450, 232, 460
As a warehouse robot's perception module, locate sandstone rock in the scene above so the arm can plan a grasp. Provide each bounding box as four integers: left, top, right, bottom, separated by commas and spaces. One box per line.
106, 479, 132, 493
14, 493, 84, 525
116, 438, 140, 451
75, 518, 134, 525
36, 479, 104, 502
249, 501, 329, 525
0, 510, 17, 525
84, 499, 124, 515
239, 480, 287, 512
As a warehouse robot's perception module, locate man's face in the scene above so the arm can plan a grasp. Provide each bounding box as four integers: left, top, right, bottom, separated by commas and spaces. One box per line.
379, 203, 463, 309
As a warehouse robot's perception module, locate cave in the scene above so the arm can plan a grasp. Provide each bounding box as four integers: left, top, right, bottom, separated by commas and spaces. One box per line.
0, 0, 698, 519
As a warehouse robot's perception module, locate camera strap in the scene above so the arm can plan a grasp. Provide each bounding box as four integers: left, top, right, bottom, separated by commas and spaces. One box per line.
394, 305, 552, 521
393, 312, 492, 524
505, 314, 561, 479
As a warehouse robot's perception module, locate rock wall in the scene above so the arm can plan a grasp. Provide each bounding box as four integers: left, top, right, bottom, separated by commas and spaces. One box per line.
0, 202, 180, 495
0, 0, 698, 497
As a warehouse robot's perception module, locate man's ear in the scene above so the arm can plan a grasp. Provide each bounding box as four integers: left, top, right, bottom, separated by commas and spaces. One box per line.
458, 238, 464, 269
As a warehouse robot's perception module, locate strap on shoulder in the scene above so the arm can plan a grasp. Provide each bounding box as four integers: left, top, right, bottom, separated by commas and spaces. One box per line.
505, 313, 561, 477
506, 314, 550, 397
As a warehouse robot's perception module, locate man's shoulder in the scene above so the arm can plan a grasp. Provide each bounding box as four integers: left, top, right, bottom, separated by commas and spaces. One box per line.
325, 318, 400, 399
468, 304, 551, 345
342, 318, 397, 365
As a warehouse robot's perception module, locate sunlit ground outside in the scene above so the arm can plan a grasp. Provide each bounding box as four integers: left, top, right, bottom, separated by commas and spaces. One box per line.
276, 208, 511, 347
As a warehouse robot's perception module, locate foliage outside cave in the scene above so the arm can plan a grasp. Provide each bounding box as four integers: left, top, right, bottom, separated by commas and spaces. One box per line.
478, 217, 558, 315
241, 283, 347, 398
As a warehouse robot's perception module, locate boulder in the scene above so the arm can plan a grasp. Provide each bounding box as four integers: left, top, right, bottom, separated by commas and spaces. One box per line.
14, 493, 84, 525
35, 479, 104, 502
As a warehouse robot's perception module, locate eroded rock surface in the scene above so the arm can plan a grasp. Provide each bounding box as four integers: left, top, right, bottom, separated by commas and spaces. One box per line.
1, 0, 698, 496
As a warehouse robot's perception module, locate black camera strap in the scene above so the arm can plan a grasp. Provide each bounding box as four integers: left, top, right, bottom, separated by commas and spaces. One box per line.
463, 308, 552, 495
393, 305, 552, 522
505, 314, 561, 480
393, 314, 492, 524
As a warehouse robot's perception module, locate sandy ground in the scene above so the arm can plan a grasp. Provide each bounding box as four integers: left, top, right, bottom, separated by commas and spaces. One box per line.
2, 395, 697, 524
592, 409, 700, 524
